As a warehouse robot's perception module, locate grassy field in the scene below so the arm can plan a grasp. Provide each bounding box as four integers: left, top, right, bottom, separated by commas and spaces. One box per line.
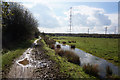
40, 39, 96, 79
51, 36, 119, 66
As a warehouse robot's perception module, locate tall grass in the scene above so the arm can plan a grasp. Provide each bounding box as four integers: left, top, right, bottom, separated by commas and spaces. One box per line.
56, 45, 61, 49
106, 66, 112, 77
83, 64, 99, 77
50, 44, 55, 49
2, 49, 26, 74
71, 45, 75, 49
42, 36, 56, 49
55, 49, 80, 65
62, 41, 66, 44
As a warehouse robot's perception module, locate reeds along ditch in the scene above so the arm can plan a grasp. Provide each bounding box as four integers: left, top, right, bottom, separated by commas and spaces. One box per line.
56, 45, 61, 49
55, 49, 80, 65
106, 65, 113, 77
62, 42, 66, 44
42, 36, 56, 48
83, 64, 99, 77
68, 41, 76, 43
50, 44, 55, 49
71, 45, 75, 49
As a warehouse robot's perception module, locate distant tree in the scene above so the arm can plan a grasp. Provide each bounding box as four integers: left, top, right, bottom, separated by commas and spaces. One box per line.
2, 2, 40, 49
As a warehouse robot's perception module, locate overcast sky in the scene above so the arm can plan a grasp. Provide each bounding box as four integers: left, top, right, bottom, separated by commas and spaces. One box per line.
6, 0, 119, 34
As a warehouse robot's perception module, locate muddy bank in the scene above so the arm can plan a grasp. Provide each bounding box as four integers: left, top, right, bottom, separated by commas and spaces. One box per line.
32, 40, 69, 79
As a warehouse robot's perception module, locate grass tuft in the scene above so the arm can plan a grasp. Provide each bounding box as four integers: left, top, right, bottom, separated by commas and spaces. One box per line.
55, 49, 80, 65
56, 45, 61, 49
83, 63, 99, 77
106, 65, 112, 77
71, 45, 75, 49
62, 41, 66, 44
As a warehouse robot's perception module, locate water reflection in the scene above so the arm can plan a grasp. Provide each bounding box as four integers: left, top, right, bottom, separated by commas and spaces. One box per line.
55, 42, 119, 78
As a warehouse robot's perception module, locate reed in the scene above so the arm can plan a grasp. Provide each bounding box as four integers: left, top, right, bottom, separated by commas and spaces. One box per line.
83, 64, 99, 77
56, 45, 61, 49
71, 45, 75, 49
55, 50, 80, 65
50, 44, 55, 49
62, 41, 66, 44
106, 65, 113, 77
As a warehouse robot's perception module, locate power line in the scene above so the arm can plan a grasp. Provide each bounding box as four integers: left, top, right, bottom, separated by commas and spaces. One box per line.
115, 26, 116, 34
105, 27, 107, 34
88, 28, 89, 34
69, 7, 72, 33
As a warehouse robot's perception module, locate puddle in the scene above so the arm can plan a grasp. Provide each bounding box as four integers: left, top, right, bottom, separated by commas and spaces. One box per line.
18, 58, 29, 66
26, 53, 29, 54
7, 36, 44, 78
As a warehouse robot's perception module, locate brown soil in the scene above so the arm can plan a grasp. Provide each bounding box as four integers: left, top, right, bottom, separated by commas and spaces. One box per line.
26, 52, 29, 54
33, 40, 69, 79
18, 58, 29, 65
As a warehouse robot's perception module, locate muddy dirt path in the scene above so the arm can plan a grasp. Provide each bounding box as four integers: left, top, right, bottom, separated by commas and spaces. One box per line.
7, 37, 68, 79
7, 38, 41, 78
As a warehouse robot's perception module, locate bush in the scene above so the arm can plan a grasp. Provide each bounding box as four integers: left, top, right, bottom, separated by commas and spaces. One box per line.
56, 45, 61, 49
43, 36, 56, 46
71, 45, 75, 49
106, 66, 113, 77
50, 44, 55, 49
62, 42, 66, 44
83, 64, 99, 77
55, 50, 80, 65
71, 41, 76, 43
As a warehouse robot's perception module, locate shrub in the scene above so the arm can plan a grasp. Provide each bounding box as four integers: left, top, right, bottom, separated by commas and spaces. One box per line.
83, 64, 99, 77
55, 50, 80, 65
106, 65, 113, 77
71, 45, 75, 49
50, 44, 55, 49
42, 36, 56, 48
71, 41, 76, 43
62, 42, 66, 44
56, 45, 61, 49
68, 41, 71, 43
114, 57, 118, 62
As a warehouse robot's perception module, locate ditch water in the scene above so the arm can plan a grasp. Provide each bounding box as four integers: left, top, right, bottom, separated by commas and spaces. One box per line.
55, 42, 120, 78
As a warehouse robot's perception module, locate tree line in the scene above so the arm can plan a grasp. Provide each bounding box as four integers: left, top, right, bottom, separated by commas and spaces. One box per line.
2, 2, 40, 50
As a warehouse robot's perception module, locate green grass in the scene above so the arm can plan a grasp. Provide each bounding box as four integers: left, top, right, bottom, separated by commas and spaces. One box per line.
2, 49, 26, 72
1, 38, 36, 77
51, 36, 119, 66
40, 39, 96, 79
